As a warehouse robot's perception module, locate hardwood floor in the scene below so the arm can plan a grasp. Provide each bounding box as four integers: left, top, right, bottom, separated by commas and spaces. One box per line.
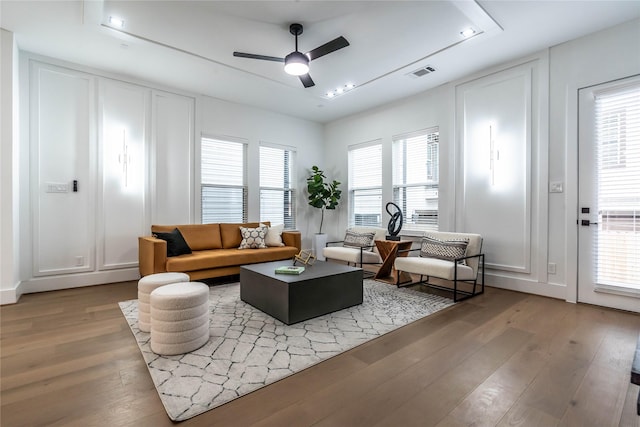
1, 280, 639, 426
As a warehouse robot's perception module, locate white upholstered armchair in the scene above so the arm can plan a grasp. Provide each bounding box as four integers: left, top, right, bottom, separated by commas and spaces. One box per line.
394, 231, 484, 302
323, 226, 387, 273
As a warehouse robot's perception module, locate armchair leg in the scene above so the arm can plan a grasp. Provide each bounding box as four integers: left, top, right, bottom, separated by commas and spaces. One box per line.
395, 270, 413, 288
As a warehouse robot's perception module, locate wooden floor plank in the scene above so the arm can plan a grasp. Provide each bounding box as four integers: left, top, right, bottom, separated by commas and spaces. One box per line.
370, 328, 533, 427
256, 320, 486, 427
558, 362, 629, 427
436, 332, 552, 427
1, 281, 638, 427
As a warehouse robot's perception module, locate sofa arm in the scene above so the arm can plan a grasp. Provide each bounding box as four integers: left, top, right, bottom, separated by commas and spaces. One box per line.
282, 230, 302, 251
138, 236, 168, 277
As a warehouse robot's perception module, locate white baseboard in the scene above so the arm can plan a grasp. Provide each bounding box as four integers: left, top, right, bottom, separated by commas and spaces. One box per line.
3, 269, 568, 305
486, 272, 567, 300
5, 268, 140, 304
0, 284, 21, 305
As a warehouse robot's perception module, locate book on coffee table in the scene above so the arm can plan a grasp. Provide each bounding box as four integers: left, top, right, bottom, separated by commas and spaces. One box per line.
275, 265, 305, 275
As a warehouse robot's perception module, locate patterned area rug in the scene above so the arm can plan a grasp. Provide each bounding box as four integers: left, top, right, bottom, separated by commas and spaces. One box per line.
119, 279, 454, 421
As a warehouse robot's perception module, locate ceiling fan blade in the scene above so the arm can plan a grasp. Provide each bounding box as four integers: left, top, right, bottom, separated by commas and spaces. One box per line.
299, 73, 315, 88
306, 36, 349, 61
233, 52, 284, 63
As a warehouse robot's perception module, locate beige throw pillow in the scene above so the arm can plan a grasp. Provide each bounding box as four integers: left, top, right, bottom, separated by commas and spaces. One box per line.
263, 223, 285, 247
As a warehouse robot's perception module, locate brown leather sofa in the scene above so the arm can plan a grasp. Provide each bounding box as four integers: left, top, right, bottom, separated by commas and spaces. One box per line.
138, 222, 302, 280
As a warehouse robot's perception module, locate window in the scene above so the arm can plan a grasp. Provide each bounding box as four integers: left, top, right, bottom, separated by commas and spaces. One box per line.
201, 136, 247, 223
348, 142, 382, 227
392, 127, 439, 232
259, 144, 296, 229
594, 82, 640, 289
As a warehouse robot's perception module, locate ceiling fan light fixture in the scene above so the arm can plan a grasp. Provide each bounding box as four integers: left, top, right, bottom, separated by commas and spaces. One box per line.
284, 51, 310, 76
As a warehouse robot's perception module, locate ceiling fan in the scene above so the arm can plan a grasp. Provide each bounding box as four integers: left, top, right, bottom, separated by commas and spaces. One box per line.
233, 23, 349, 88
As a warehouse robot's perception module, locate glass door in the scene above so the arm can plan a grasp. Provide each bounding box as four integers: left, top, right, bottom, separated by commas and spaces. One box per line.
577, 76, 640, 312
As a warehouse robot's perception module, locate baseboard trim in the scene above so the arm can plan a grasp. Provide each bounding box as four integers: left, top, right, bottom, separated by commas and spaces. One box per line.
16, 269, 140, 300
0, 284, 21, 305
4, 269, 568, 304
486, 272, 567, 300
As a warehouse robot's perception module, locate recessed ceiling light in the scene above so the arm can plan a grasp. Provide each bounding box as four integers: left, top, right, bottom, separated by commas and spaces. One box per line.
109, 16, 125, 28
461, 27, 476, 38
324, 83, 356, 99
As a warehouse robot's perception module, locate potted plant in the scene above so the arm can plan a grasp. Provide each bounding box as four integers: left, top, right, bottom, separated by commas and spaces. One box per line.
306, 165, 341, 260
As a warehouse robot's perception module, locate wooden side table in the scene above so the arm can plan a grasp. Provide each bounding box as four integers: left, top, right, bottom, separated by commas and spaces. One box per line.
374, 240, 413, 284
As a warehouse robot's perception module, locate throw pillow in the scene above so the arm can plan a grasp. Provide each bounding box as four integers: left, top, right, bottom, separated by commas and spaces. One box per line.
420, 235, 469, 263
239, 226, 268, 249
263, 223, 285, 247
343, 229, 376, 251
153, 228, 192, 257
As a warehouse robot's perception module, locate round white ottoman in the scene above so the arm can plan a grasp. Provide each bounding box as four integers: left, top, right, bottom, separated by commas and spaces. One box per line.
138, 272, 190, 332
150, 282, 210, 355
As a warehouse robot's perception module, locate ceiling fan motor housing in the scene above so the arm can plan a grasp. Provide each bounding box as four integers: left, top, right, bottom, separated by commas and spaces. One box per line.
289, 23, 303, 37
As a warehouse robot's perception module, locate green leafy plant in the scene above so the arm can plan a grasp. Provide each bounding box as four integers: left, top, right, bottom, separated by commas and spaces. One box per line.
306, 165, 341, 234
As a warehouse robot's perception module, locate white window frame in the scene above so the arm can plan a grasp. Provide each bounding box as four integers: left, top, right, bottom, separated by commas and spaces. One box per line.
348, 140, 382, 227
259, 142, 296, 229
200, 135, 247, 224
392, 127, 440, 232
593, 82, 640, 290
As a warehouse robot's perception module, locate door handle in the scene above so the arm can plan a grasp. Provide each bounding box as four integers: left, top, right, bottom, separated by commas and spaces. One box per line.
581, 219, 598, 226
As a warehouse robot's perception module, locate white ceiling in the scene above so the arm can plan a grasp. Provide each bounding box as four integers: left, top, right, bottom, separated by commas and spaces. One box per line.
2, 1, 639, 123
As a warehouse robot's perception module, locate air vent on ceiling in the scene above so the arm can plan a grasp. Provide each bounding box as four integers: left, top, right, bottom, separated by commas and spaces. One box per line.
407, 66, 436, 78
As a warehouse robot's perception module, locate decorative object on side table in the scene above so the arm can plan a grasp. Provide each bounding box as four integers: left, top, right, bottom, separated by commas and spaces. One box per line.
385, 202, 403, 241
294, 249, 316, 265
306, 165, 341, 261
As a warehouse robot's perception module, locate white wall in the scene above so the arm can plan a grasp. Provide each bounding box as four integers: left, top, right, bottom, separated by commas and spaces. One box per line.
198, 96, 324, 250
324, 19, 640, 301
2, 19, 638, 303
324, 83, 455, 240
0, 29, 20, 304
1, 52, 325, 302
549, 18, 640, 302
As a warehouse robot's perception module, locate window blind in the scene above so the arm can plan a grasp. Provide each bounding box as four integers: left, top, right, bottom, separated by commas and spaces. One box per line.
392, 127, 439, 232
348, 142, 382, 227
201, 137, 247, 223
259, 144, 296, 229
594, 83, 640, 290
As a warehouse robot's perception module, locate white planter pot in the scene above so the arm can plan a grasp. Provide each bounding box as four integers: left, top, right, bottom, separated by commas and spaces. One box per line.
314, 233, 328, 261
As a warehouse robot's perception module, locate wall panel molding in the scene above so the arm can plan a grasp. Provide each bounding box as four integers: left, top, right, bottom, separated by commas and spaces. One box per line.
455, 63, 534, 274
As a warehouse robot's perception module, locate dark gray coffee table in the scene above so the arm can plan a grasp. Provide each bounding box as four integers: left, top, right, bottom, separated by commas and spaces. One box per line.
240, 260, 363, 325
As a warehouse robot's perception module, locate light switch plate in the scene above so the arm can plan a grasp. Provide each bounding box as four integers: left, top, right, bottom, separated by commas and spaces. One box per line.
549, 182, 563, 193
46, 183, 69, 193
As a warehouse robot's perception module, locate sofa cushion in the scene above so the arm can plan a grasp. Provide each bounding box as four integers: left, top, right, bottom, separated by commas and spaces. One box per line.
323, 246, 382, 265
394, 256, 476, 281
263, 223, 285, 247
220, 222, 270, 249
151, 224, 222, 251
153, 228, 192, 257
239, 226, 268, 249
344, 229, 376, 251
420, 235, 469, 263
347, 226, 387, 255
165, 246, 298, 272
